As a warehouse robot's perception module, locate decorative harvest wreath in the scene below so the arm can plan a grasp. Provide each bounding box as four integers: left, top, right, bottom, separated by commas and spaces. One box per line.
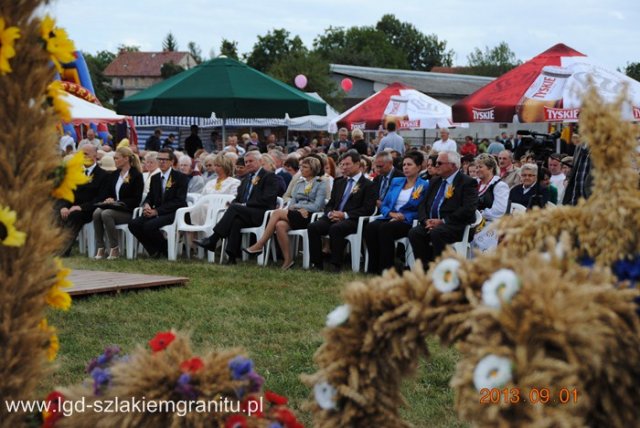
303, 88, 640, 427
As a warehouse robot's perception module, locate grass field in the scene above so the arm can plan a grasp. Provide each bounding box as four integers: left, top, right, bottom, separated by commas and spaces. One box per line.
42, 256, 465, 427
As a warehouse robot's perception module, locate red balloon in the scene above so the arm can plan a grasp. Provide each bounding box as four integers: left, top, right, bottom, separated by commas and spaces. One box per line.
341, 78, 353, 92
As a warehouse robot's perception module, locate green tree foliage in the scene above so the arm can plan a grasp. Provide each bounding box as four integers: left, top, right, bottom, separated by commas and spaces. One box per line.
245, 29, 306, 72
187, 41, 202, 64
83, 50, 115, 108
375, 14, 453, 70
117, 44, 140, 52
313, 25, 407, 69
269, 52, 343, 110
624, 62, 640, 82
163, 32, 178, 52
466, 41, 521, 77
160, 61, 185, 78
220, 38, 239, 60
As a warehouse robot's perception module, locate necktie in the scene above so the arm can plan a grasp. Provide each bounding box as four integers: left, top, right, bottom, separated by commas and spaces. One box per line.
161, 175, 167, 195
430, 180, 448, 219
379, 175, 389, 199
244, 174, 254, 203
84, 168, 90, 176
338, 178, 355, 212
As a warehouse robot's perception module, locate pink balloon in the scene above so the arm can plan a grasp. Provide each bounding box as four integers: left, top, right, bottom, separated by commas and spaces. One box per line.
341, 78, 353, 92
294, 74, 307, 89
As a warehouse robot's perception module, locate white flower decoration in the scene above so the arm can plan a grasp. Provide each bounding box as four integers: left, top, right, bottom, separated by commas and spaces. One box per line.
473, 354, 513, 391
326, 304, 351, 328
432, 258, 462, 293
481, 269, 521, 309
314, 380, 338, 410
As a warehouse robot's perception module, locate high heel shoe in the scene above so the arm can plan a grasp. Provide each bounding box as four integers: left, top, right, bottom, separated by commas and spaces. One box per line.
242, 246, 264, 256
281, 261, 295, 271
94, 248, 105, 260
107, 247, 120, 260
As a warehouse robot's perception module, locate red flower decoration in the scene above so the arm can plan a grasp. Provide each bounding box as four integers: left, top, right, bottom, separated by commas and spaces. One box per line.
273, 407, 303, 428
149, 331, 176, 353
265, 390, 288, 406
180, 357, 204, 373
225, 414, 247, 428
42, 391, 65, 427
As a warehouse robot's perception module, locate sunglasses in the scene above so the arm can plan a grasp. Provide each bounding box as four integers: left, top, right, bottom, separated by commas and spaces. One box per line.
435, 161, 451, 166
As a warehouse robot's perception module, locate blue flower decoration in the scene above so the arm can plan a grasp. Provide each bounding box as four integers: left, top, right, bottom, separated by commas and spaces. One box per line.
229, 356, 253, 380
91, 367, 111, 395
269, 423, 283, 428
175, 373, 198, 400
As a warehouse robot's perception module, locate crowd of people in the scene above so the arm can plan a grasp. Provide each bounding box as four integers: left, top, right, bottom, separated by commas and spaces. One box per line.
56, 124, 593, 272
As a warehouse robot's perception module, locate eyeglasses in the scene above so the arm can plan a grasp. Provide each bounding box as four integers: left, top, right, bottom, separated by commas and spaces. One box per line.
435, 161, 451, 166
157, 158, 171, 162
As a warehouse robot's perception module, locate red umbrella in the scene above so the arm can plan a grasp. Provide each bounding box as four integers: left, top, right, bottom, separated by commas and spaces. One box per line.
330, 82, 456, 132
452, 44, 594, 123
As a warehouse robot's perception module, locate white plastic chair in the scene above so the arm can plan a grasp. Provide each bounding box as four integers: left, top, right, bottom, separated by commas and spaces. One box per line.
451, 210, 483, 259
343, 208, 378, 272
187, 192, 201, 206
114, 207, 142, 259
78, 222, 96, 257
278, 211, 323, 269
172, 194, 235, 261
236, 197, 284, 265
510, 203, 527, 214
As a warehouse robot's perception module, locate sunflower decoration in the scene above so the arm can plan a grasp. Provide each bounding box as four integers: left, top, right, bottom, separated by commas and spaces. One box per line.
39, 319, 60, 362
52, 150, 90, 202
46, 258, 72, 311
0, 205, 26, 247
40, 15, 75, 72
0, 17, 20, 75
46, 80, 71, 123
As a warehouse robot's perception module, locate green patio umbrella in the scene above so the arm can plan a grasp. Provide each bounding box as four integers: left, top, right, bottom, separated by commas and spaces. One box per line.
116, 57, 326, 119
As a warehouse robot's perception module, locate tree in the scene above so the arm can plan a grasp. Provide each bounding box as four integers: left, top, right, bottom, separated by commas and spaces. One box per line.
220, 38, 239, 60
245, 29, 307, 72
160, 61, 184, 78
117, 44, 140, 53
187, 41, 202, 64
466, 41, 521, 77
83, 50, 116, 108
624, 62, 640, 82
163, 32, 178, 52
376, 14, 453, 71
313, 25, 408, 69
269, 51, 342, 109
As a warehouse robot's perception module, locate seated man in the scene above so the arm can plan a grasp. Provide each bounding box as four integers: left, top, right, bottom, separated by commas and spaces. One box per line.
307, 151, 377, 272
128, 148, 188, 257
408, 151, 478, 266
508, 163, 548, 210
195, 151, 279, 264
372, 151, 404, 207
57, 144, 108, 256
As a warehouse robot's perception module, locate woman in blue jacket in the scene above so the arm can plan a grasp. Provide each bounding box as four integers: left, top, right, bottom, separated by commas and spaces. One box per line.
364, 151, 429, 274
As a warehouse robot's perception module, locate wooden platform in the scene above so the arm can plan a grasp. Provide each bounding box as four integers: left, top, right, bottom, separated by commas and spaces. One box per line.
67, 269, 188, 296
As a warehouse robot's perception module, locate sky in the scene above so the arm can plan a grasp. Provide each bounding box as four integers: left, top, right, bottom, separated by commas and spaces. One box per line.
45, 0, 639, 71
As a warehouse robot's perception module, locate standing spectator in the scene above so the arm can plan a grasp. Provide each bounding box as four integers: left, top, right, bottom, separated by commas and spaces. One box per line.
547, 153, 566, 202
128, 149, 188, 258
477, 138, 490, 154
329, 128, 352, 154
562, 138, 592, 205
499, 132, 513, 150
487, 139, 506, 155
163, 133, 177, 150
145, 128, 162, 151
498, 150, 521, 188
78, 128, 102, 150
59, 131, 75, 154
92, 146, 144, 260
376, 121, 405, 155
307, 151, 376, 272
408, 151, 478, 266
432, 129, 457, 153
184, 125, 203, 158
460, 135, 478, 157
351, 128, 368, 155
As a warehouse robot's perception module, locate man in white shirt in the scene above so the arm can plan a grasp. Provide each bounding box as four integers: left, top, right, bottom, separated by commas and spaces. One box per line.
78, 128, 102, 150
223, 135, 246, 155
59, 132, 75, 154
547, 153, 566, 195
432, 129, 458, 153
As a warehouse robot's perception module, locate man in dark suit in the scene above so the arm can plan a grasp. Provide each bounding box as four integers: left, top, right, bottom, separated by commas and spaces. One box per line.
58, 144, 109, 256
307, 151, 377, 272
408, 151, 478, 266
128, 148, 188, 257
195, 151, 279, 263
372, 151, 404, 208
509, 163, 548, 209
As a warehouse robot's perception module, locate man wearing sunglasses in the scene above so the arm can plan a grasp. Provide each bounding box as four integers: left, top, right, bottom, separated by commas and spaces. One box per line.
408, 150, 478, 266
129, 148, 188, 258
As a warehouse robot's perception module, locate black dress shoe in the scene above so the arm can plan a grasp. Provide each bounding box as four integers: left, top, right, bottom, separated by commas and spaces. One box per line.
242, 247, 263, 256
195, 236, 218, 251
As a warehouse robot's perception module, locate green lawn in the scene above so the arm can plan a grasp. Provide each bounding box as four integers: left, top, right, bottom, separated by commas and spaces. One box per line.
43, 256, 463, 427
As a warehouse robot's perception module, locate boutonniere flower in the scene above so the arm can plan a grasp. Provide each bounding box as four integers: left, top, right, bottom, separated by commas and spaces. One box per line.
351, 183, 360, 194
445, 185, 454, 199
123, 174, 130, 184
411, 185, 424, 200
165, 175, 173, 189
303, 182, 313, 195
251, 175, 260, 186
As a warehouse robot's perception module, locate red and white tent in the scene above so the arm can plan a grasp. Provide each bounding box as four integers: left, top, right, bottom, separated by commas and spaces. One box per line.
452, 43, 640, 123
329, 82, 457, 132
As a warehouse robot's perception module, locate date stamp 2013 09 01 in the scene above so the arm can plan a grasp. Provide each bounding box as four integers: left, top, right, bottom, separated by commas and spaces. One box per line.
479, 387, 578, 405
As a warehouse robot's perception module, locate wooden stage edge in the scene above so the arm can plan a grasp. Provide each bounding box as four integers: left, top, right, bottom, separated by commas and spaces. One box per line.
68, 269, 189, 296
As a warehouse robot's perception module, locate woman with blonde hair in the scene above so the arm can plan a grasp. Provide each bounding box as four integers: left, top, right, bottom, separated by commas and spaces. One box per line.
93, 146, 144, 260
244, 156, 326, 269
202, 154, 241, 196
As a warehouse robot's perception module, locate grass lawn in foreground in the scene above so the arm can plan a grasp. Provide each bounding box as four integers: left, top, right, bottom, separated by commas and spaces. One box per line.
42, 256, 464, 427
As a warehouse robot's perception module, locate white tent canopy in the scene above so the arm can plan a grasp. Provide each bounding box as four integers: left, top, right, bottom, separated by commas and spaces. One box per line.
62, 93, 129, 125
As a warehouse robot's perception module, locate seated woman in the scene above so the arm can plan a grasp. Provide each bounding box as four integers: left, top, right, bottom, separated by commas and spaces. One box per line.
202, 154, 241, 196
178, 155, 205, 194
93, 146, 144, 260
243, 157, 326, 270
364, 151, 429, 275
471, 154, 509, 252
